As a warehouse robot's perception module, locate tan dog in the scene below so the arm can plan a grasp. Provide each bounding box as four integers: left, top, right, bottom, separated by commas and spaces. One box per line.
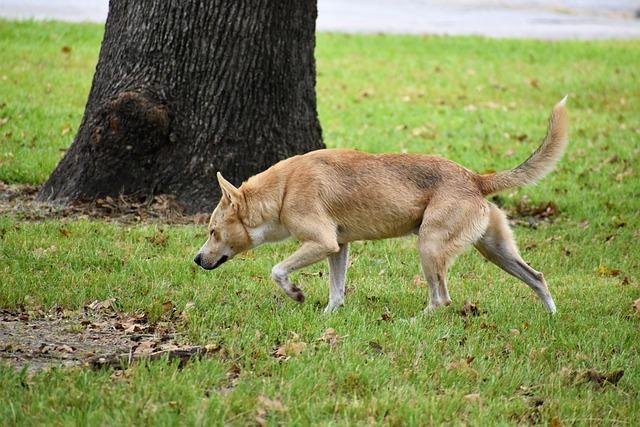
194, 97, 568, 314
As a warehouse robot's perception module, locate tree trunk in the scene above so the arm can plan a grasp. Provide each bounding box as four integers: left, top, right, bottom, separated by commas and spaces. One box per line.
37, 0, 323, 213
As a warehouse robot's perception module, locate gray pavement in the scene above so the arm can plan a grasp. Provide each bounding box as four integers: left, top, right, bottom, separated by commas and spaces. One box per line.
0, 0, 639, 39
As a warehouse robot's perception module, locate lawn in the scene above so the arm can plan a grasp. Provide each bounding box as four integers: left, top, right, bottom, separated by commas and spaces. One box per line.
1, 19, 639, 425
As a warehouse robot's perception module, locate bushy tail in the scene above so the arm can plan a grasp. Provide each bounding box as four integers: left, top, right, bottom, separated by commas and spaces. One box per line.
478, 96, 569, 196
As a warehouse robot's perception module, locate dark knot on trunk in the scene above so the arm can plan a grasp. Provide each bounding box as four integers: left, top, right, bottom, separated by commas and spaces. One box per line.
91, 90, 171, 155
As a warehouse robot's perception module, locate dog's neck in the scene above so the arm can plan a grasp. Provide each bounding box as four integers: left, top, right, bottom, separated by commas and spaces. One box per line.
241, 182, 290, 247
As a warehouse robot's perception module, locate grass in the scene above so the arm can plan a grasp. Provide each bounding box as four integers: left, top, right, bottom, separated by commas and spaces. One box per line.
1, 19, 639, 425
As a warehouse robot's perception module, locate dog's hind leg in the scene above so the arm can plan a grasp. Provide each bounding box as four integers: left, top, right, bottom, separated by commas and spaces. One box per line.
474, 204, 557, 313
418, 198, 489, 314
324, 243, 349, 314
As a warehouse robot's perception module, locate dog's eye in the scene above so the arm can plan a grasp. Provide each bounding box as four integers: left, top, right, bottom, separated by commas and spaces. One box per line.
209, 229, 215, 237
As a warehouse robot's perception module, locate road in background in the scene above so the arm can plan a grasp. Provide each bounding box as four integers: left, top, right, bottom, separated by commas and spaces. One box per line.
1, 0, 639, 39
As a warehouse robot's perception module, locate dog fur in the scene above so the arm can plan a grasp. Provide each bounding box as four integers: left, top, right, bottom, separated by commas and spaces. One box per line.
194, 97, 568, 314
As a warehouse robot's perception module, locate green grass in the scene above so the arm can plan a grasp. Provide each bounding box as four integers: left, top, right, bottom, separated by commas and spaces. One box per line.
1, 19, 640, 425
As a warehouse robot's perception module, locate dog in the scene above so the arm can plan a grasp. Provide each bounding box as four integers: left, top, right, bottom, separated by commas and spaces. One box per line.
194, 97, 568, 315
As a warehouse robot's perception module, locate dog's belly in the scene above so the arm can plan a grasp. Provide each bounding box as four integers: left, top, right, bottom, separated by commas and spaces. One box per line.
335, 212, 424, 243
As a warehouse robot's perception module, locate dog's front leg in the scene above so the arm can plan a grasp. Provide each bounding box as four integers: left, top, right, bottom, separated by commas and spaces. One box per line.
324, 243, 349, 314
272, 240, 340, 303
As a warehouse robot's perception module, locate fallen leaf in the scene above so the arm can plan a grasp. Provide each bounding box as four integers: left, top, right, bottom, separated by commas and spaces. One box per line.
61, 46, 71, 54
561, 368, 624, 387
447, 358, 479, 379
459, 300, 480, 317
410, 125, 437, 139
480, 322, 496, 330
257, 395, 287, 412
134, 340, 157, 355
412, 275, 423, 285
123, 323, 147, 333
162, 300, 175, 314
514, 197, 559, 220
550, 416, 563, 427
255, 412, 267, 427
86, 298, 116, 312
57, 344, 75, 353
526, 77, 540, 88
273, 341, 306, 359
597, 265, 622, 277
481, 101, 503, 110
633, 298, 640, 316
204, 343, 221, 353
227, 363, 241, 382
360, 88, 375, 98
61, 124, 72, 136
463, 393, 482, 403
318, 328, 340, 347
579, 369, 624, 387
377, 308, 393, 322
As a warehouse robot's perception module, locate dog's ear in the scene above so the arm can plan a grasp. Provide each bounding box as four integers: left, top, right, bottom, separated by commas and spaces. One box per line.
216, 172, 241, 204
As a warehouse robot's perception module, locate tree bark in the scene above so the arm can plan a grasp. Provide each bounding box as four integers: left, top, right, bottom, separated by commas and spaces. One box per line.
37, 0, 323, 213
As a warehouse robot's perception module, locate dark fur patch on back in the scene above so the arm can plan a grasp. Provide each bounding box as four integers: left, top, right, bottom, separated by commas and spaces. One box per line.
386, 160, 441, 190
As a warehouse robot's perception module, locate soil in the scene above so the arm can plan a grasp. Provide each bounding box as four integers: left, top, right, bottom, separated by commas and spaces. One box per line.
0, 301, 216, 374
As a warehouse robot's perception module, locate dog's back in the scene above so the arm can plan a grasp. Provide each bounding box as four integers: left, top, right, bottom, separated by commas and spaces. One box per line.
262, 149, 478, 242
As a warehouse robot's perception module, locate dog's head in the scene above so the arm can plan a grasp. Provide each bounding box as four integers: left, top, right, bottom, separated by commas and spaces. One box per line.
193, 172, 252, 270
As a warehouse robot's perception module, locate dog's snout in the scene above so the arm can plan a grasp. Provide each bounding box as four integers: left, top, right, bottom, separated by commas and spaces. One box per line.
193, 253, 203, 266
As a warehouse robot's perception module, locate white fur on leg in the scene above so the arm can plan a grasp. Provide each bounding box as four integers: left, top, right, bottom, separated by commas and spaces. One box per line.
324, 244, 348, 314
543, 295, 557, 314
271, 264, 305, 302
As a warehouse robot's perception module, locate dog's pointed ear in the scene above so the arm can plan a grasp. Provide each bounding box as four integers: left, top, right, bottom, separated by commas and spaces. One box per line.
216, 172, 241, 203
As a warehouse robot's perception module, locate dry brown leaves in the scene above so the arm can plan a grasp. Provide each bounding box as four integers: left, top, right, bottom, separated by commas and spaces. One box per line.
459, 300, 480, 318
0, 182, 208, 224
377, 307, 394, 322
273, 333, 307, 360
560, 367, 624, 388
86, 298, 117, 311
463, 393, 482, 404
447, 356, 479, 379
509, 195, 560, 228
1, 299, 216, 372
317, 328, 340, 348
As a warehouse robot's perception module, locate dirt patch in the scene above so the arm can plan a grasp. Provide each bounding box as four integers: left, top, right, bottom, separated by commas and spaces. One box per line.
0, 181, 208, 224
0, 301, 217, 373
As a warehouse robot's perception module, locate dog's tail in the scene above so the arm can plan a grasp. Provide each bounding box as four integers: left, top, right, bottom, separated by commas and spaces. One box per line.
477, 96, 568, 196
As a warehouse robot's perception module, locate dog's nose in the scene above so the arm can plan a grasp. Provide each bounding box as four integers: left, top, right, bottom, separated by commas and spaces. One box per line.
193, 253, 202, 266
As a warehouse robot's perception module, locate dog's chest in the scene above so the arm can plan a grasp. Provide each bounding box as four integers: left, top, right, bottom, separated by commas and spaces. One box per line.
248, 221, 290, 245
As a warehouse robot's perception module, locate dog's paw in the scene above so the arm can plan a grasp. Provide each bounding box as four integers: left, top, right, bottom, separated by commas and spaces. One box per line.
323, 302, 342, 314
289, 285, 305, 303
